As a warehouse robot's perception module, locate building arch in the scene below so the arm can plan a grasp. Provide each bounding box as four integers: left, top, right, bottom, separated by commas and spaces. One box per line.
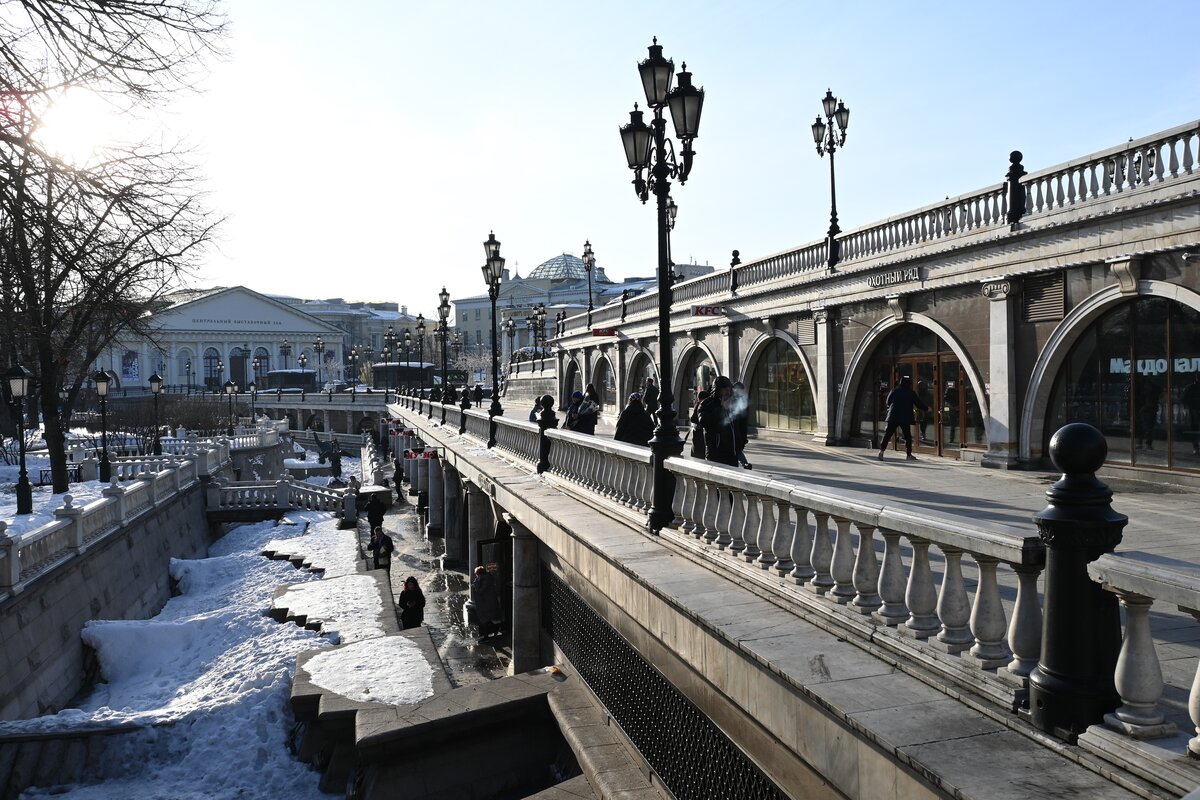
675, 341, 720, 417
1020, 279, 1200, 464
176, 348, 195, 387
253, 347, 271, 381
741, 330, 819, 433
837, 313, 989, 453
562, 355, 583, 407
590, 353, 617, 410
625, 346, 659, 401
203, 347, 221, 390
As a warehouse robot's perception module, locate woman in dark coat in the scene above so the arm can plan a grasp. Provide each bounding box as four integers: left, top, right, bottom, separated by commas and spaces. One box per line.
642, 378, 660, 416
688, 390, 710, 458
470, 566, 503, 639
613, 393, 654, 446
699, 376, 741, 467
398, 576, 425, 629
365, 494, 386, 531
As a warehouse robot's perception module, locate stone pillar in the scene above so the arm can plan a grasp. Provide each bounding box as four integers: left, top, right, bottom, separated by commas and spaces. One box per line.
506, 514, 543, 674
465, 482, 492, 574
982, 280, 1018, 468
1027, 423, 1126, 741
442, 465, 463, 562
811, 308, 838, 445
425, 453, 444, 537
718, 323, 733, 380
321, 410, 330, 433
416, 454, 429, 516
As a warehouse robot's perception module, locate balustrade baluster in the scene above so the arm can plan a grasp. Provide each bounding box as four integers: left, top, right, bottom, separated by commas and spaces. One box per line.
740, 494, 761, 562
717, 488, 738, 551
965, 556, 1010, 667
901, 537, 939, 638
807, 511, 834, 595
850, 523, 881, 614
701, 480, 721, 543
932, 547, 974, 653
873, 529, 908, 626
1054, 173, 1065, 208
828, 516, 856, 603
755, 497, 777, 568
1065, 168, 1077, 205
789, 505, 814, 584
679, 475, 699, 535
1103, 591, 1175, 737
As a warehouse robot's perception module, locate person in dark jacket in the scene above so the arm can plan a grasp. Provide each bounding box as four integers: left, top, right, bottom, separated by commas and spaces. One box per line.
528, 396, 542, 422
398, 576, 426, 629
699, 376, 744, 467
472, 384, 483, 405
584, 383, 603, 412
365, 493, 386, 531
470, 566, 503, 639
613, 392, 654, 446
642, 378, 660, 416
564, 390, 599, 435
366, 527, 394, 570
688, 389, 710, 458
732, 381, 752, 469
877, 375, 929, 461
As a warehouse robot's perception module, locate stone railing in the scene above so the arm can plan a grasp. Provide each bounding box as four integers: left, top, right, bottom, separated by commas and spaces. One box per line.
227, 429, 280, 450
492, 416, 541, 464
544, 429, 653, 513
288, 430, 368, 453
206, 477, 347, 515
462, 409, 493, 444
0, 460, 202, 596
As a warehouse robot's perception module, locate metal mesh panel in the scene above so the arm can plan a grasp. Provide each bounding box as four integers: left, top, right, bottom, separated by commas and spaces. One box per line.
542, 567, 788, 800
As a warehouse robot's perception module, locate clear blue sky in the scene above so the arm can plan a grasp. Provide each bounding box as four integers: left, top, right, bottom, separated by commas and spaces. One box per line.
181, 0, 1200, 317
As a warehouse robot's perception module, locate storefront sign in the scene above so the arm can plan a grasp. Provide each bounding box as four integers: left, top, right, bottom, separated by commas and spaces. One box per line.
867, 267, 919, 289
692, 304, 727, 317
592, 327, 617, 337
1110, 356, 1200, 376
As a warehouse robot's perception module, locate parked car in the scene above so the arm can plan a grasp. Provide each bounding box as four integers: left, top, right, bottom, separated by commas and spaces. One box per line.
322, 381, 350, 393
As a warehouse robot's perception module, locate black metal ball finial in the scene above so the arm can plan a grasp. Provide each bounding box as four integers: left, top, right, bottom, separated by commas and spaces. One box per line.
1048, 422, 1107, 476
1010, 150, 1023, 165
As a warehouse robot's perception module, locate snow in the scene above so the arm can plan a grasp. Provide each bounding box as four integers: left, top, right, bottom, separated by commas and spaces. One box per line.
264, 513, 361, 577
274, 575, 386, 645
304, 637, 434, 706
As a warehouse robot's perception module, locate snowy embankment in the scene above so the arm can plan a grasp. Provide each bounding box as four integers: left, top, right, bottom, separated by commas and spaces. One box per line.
5, 506, 433, 799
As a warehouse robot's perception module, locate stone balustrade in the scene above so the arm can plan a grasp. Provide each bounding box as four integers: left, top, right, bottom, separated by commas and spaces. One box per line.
544, 430, 653, 513
462, 409, 492, 444
492, 416, 540, 464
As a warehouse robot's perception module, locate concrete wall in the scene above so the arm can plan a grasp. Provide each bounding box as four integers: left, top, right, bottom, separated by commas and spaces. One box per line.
0, 483, 210, 721
231, 442, 288, 481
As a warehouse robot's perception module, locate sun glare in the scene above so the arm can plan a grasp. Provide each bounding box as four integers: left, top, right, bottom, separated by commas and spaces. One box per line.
36, 89, 118, 166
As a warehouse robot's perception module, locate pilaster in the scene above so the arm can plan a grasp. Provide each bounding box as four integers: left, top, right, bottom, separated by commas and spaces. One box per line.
811, 308, 838, 445
981, 280, 1019, 468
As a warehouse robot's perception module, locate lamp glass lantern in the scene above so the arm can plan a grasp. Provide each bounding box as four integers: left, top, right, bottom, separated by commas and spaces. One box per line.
619, 106, 652, 171
637, 38, 674, 107
666, 64, 704, 141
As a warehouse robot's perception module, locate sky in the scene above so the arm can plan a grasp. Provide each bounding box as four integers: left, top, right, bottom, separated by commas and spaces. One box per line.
170, 0, 1200, 318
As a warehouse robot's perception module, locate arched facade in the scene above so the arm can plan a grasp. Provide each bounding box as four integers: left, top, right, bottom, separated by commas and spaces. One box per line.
742, 332, 818, 432
562, 356, 583, 406
590, 355, 617, 410
675, 343, 719, 419
626, 348, 659, 402
176, 349, 195, 387
1021, 280, 1200, 470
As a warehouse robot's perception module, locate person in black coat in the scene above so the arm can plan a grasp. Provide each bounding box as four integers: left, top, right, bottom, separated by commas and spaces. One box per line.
564, 391, 599, 435
688, 389, 710, 458
877, 375, 929, 461
472, 384, 484, 405
642, 378, 660, 416
732, 381, 752, 469
366, 527, 394, 570
613, 393, 654, 446
699, 376, 744, 467
398, 576, 425, 629
365, 493, 386, 531
470, 566, 503, 639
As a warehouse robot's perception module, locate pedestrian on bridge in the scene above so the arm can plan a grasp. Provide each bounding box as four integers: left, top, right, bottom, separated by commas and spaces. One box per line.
565, 390, 599, 435
398, 576, 425, 629
642, 377, 659, 416
877, 375, 928, 461
699, 376, 743, 467
614, 392, 654, 446
365, 492, 386, 531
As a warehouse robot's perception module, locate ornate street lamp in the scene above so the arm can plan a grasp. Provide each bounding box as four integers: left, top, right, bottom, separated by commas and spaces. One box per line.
348, 347, 358, 387
252, 356, 261, 383
438, 286, 451, 422
184, 358, 192, 395
94, 370, 112, 482
536, 303, 547, 372
415, 314, 426, 403
383, 325, 397, 395
215, 359, 224, 393
280, 339, 291, 370
618, 38, 705, 533
59, 386, 70, 418
403, 329, 413, 390
313, 337, 325, 385
248, 381, 257, 421
583, 240, 595, 326
224, 379, 237, 436
5, 364, 34, 513
149, 372, 163, 455
812, 88, 850, 269
482, 231, 505, 446
506, 318, 517, 374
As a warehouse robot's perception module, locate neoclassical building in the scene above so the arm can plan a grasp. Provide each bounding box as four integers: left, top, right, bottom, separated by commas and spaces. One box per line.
546, 121, 1200, 480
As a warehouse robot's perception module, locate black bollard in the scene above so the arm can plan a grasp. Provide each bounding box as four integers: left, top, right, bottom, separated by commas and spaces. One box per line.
536, 394, 559, 474
1027, 423, 1126, 741
1006, 150, 1027, 226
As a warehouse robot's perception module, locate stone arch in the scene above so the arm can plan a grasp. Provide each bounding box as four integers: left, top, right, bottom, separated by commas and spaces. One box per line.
1019, 279, 1200, 462
589, 353, 617, 410
674, 341, 720, 415
740, 329, 819, 432
562, 355, 583, 407
836, 313, 989, 444
175, 348, 194, 387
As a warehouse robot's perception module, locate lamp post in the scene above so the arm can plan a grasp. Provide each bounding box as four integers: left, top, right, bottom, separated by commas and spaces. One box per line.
6, 364, 34, 514
215, 359, 224, 394
482, 231, 505, 447
94, 370, 112, 482
249, 381, 257, 421
506, 318, 517, 374
384, 325, 397, 395
403, 330, 412, 390
583, 240, 595, 327
348, 347, 358, 388
149, 372, 163, 455
536, 303, 547, 372
252, 356, 260, 384
59, 386, 70, 418
224, 379, 236, 436
280, 339, 291, 371
415, 314, 426, 402
438, 286, 451, 422
812, 88, 850, 270
313, 337, 325, 386
184, 359, 192, 394
619, 38, 705, 533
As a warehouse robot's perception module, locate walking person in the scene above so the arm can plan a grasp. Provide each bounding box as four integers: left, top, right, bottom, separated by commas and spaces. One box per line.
699, 376, 744, 467
398, 576, 425, 629
366, 527, 394, 571
470, 566, 503, 639
613, 392, 654, 446
365, 492, 386, 531
732, 381, 752, 469
877, 375, 929, 461
642, 378, 660, 416
688, 389, 710, 458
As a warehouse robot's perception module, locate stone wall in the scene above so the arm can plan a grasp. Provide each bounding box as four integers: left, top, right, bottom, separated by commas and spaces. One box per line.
0, 483, 210, 721
230, 442, 288, 482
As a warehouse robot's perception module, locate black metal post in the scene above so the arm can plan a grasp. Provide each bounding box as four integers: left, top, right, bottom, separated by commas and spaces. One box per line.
417, 336, 424, 404
1006, 150, 1027, 226
1027, 423, 1126, 741
440, 325, 449, 423
14, 396, 32, 514
487, 286, 502, 447
647, 109, 685, 533
99, 395, 111, 482
227, 392, 235, 435
152, 391, 162, 455
825, 144, 840, 267
459, 389, 470, 435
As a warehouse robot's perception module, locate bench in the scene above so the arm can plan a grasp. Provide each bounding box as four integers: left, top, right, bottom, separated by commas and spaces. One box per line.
38, 463, 82, 485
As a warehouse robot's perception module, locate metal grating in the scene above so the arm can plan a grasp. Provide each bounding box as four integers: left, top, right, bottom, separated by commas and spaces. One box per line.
542, 567, 788, 800
1022, 272, 1065, 322
793, 316, 817, 346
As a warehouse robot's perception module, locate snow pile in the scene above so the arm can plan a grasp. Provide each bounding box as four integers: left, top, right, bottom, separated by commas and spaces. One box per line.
263, 514, 361, 577
274, 574, 386, 644
304, 637, 434, 706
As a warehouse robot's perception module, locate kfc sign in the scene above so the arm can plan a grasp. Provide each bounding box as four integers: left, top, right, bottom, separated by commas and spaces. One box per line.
691, 304, 726, 317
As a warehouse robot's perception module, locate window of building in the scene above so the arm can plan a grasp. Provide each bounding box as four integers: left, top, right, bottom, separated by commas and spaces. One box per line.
749, 339, 816, 432
475, 309, 481, 320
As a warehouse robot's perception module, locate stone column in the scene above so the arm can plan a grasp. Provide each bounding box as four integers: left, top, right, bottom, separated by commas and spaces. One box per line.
982, 280, 1018, 468
811, 309, 837, 445
718, 322, 733, 379
425, 453, 444, 537
506, 514, 543, 675
465, 482, 492, 573
442, 465, 463, 562
415, 454, 429, 516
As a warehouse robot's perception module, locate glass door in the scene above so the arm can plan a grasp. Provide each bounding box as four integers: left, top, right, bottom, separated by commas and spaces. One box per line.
885, 359, 940, 456
940, 357, 963, 455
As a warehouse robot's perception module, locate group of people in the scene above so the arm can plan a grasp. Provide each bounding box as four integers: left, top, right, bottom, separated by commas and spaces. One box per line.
688, 377, 752, 469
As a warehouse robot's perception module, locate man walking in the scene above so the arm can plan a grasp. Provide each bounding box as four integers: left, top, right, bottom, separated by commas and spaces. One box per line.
877, 375, 928, 461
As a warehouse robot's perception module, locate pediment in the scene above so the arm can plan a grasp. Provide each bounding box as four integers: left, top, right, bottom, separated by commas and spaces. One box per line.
151, 287, 343, 335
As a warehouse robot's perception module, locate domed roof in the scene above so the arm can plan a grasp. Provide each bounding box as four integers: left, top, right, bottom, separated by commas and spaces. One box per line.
526, 253, 610, 283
